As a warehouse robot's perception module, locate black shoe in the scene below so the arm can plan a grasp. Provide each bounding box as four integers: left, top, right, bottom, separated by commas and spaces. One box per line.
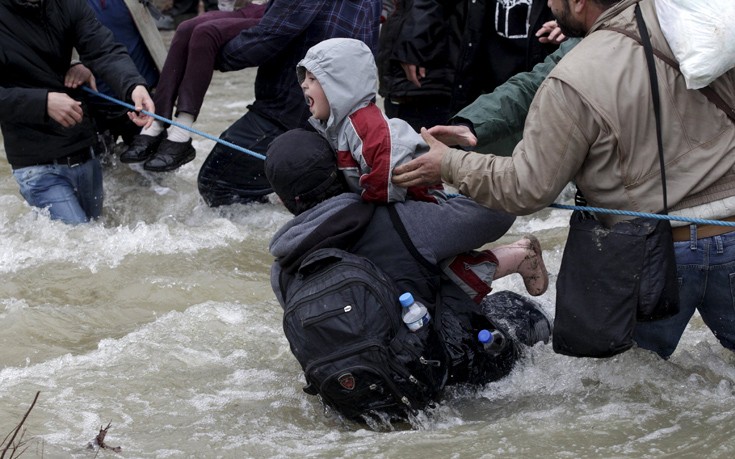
481, 291, 551, 346
120, 133, 165, 163
143, 139, 195, 172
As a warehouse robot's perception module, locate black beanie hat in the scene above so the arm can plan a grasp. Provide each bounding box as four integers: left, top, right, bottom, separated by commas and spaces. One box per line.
265, 129, 344, 215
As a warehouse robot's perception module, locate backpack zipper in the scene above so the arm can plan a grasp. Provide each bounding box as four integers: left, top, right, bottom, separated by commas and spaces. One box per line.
286, 261, 401, 329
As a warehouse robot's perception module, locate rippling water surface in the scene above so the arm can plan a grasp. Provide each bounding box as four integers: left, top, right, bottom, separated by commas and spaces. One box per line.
2, 46, 735, 459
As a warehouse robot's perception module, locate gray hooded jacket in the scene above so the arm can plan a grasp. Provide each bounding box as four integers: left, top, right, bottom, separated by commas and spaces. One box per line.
269, 193, 515, 306
297, 38, 437, 203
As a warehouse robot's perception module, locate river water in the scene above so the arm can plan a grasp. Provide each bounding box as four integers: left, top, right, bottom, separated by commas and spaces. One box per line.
2, 33, 735, 459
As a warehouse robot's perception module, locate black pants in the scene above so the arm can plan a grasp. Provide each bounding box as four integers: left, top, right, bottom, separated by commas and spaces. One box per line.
384, 95, 452, 133
197, 110, 285, 207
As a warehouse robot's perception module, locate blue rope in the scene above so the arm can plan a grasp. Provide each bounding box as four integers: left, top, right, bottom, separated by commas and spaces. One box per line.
87, 87, 735, 228
549, 203, 735, 227
81, 86, 265, 160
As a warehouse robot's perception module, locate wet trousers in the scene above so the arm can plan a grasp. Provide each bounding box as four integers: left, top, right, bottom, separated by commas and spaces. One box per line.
197, 110, 285, 207
634, 230, 735, 358
153, 5, 264, 120
12, 154, 103, 225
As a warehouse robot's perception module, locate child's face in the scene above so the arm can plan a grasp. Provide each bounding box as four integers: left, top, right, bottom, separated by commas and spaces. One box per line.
301, 70, 330, 122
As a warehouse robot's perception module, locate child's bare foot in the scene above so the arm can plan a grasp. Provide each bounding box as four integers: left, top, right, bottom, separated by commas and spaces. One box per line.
517, 235, 549, 296
493, 235, 549, 296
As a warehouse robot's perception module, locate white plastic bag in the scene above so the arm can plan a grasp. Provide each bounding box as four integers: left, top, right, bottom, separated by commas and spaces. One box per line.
655, 0, 735, 89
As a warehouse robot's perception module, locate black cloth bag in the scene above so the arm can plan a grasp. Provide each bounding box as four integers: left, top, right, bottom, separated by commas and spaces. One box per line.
553, 5, 682, 358
553, 210, 679, 358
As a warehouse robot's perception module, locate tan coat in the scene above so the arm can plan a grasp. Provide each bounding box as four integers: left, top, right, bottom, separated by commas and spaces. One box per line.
441, 0, 735, 227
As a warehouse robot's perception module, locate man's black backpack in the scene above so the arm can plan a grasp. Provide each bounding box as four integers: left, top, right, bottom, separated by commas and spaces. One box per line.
279, 247, 448, 422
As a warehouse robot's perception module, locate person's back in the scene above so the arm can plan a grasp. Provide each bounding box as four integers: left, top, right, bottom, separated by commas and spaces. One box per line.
266, 129, 552, 407
87, 0, 159, 89
84, 0, 160, 148
197, 0, 382, 208
523, 0, 735, 226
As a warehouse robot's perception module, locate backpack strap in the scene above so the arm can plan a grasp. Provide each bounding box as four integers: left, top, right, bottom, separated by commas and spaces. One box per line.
387, 206, 442, 275
634, 4, 668, 214
387, 205, 445, 333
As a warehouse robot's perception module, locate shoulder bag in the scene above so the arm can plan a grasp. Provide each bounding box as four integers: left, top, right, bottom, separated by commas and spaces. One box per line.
553, 4, 681, 358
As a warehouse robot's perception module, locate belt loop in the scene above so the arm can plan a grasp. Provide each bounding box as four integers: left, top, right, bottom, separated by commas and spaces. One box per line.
715, 235, 724, 254
689, 224, 697, 250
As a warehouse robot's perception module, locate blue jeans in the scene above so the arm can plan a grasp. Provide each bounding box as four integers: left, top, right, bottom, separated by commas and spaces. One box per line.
12, 156, 103, 225
634, 229, 735, 358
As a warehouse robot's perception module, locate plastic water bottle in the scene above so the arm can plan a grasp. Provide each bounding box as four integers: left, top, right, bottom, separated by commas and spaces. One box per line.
399, 292, 431, 332
478, 329, 506, 355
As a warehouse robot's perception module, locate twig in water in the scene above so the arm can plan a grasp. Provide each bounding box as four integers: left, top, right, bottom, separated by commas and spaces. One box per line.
89, 421, 122, 456
0, 391, 40, 459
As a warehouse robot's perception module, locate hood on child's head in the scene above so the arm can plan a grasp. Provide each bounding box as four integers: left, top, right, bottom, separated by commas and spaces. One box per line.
296, 38, 378, 128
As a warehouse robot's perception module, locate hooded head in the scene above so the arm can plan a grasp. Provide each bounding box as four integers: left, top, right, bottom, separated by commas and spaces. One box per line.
265, 129, 347, 215
296, 38, 378, 130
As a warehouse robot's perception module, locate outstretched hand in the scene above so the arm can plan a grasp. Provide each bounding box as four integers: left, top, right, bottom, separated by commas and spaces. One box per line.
392, 128, 448, 188
127, 85, 155, 129
426, 124, 477, 148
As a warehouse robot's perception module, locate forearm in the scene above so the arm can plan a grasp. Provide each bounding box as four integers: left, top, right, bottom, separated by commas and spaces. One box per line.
219, 0, 322, 71
0, 87, 49, 123
440, 131, 582, 216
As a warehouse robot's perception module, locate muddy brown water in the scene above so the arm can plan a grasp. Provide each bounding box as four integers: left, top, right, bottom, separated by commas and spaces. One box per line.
1, 28, 734, 459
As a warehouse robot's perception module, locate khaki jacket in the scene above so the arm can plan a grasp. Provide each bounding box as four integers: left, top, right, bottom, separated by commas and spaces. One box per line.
441, 0, 735, 227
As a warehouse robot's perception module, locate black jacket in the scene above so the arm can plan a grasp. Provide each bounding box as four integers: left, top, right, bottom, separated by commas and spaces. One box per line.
378, 0, 557, 114
0, 0, 146, 168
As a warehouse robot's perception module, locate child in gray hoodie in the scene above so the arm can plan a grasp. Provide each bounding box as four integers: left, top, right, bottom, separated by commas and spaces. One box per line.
297, 37, 445, 204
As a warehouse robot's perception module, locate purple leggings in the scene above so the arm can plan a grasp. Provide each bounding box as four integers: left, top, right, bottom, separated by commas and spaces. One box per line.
153, 4, 265, 120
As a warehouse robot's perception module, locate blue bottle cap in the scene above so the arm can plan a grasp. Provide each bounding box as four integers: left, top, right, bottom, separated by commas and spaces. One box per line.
399, 292, 414, 307
478, 329, 493, 344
